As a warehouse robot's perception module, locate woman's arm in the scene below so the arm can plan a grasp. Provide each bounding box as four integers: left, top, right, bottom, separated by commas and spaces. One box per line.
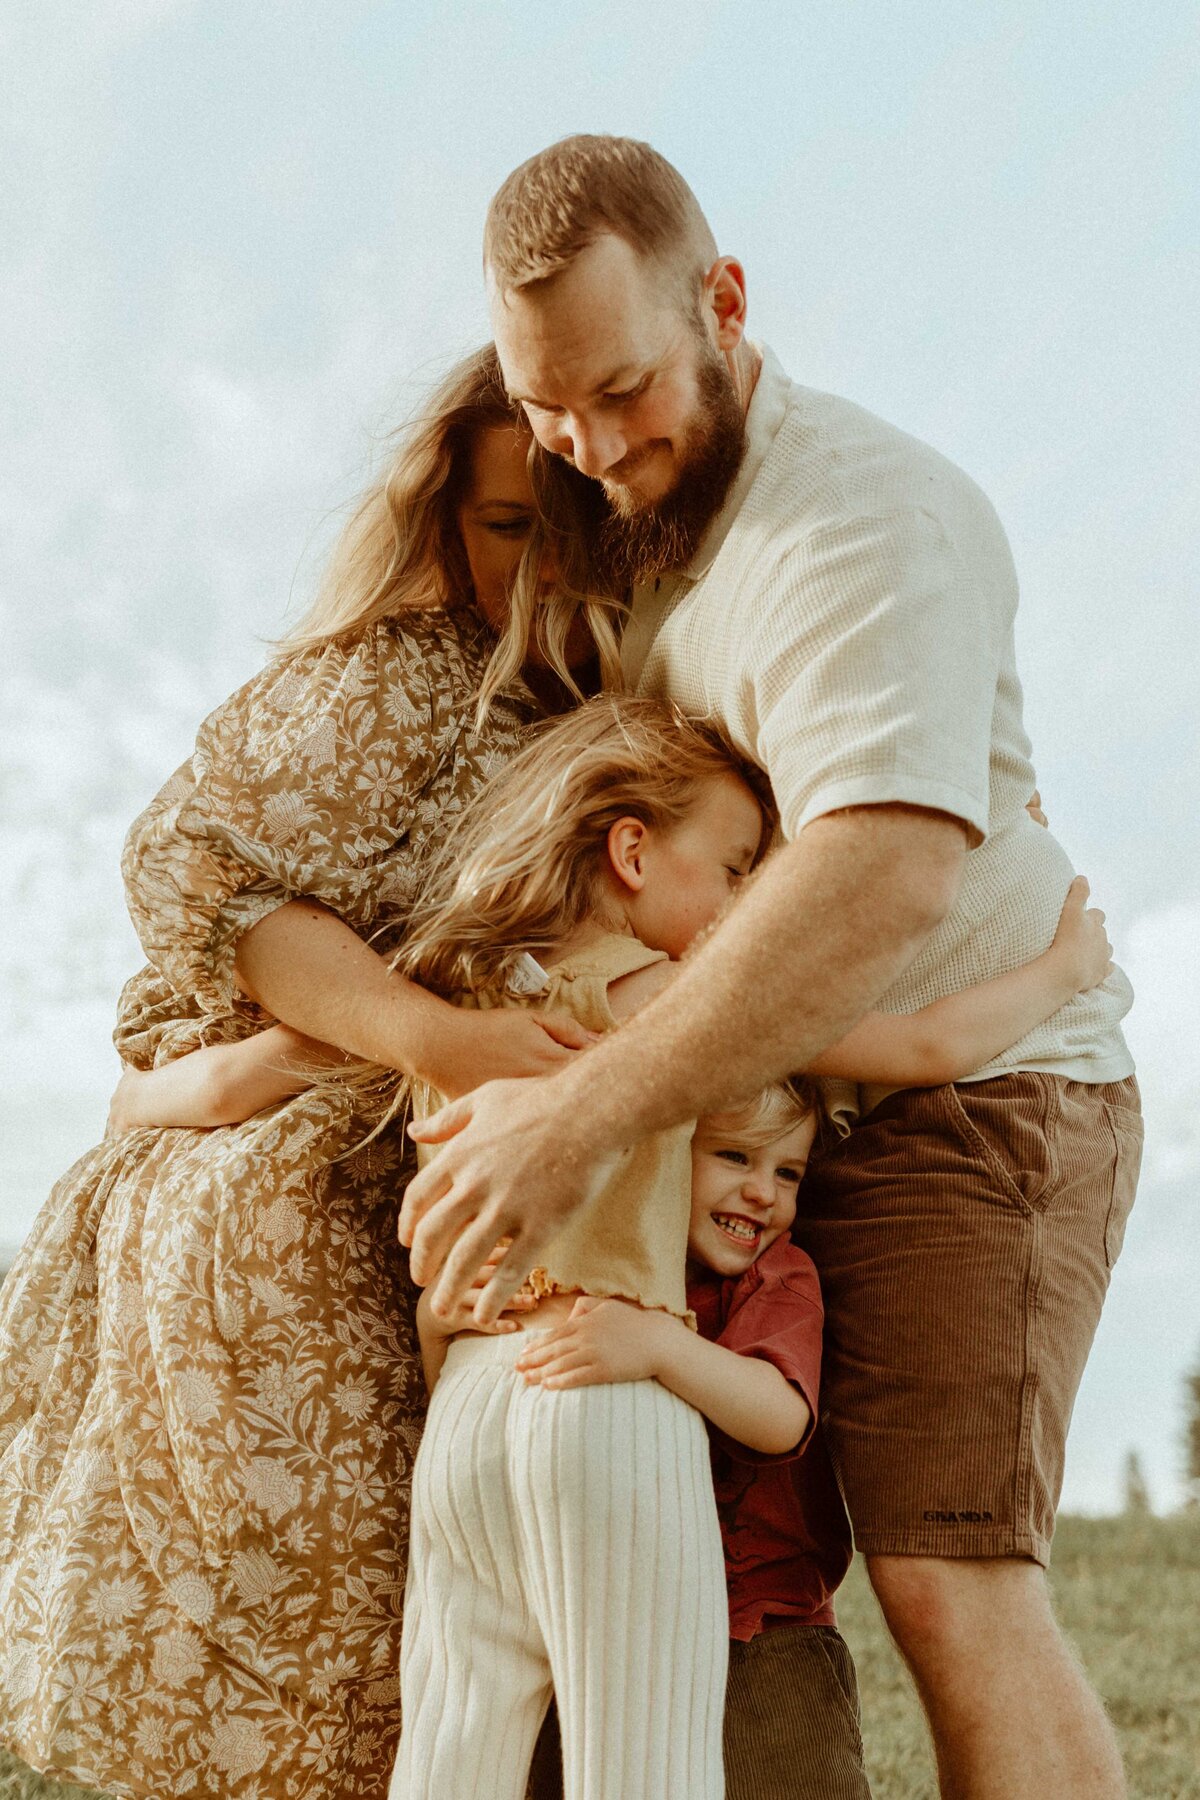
108, 1024, 339, 1132
236, 899, 595, 1096
514, 1297, 810, 1456
810, 874, 1112, 1086
121, 624, 592, 1092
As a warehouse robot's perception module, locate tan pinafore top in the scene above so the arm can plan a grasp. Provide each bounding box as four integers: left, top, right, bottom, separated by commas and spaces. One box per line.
412, 930, 696, 1324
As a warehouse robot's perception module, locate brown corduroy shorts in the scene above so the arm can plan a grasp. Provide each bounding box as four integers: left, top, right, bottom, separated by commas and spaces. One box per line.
794, 1073, 1143, 1565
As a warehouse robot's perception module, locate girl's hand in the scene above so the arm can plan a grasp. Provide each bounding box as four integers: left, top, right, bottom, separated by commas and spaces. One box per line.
1049, 876, 1114, 993
415, 1241, 538, 1340
514, 1296, 683, 1390
419, 1006, 599, 1100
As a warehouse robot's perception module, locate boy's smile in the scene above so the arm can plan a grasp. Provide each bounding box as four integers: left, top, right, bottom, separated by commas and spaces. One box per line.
687, 1111, 818, 1279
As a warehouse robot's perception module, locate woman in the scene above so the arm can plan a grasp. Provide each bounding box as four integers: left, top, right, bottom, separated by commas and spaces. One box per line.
0, 346, 616, 1800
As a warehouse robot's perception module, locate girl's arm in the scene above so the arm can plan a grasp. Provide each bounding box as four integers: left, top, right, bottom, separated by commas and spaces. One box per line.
108, 1025, 339, 1133
514, 1297, 810, 1456
810, 874, 1112, 1087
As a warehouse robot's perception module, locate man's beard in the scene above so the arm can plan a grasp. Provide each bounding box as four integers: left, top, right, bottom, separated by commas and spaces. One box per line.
595, 347, 747, 589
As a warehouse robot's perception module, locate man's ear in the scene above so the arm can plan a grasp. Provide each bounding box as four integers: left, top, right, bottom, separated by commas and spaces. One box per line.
606, 817, 650, 893
702, 257, 747, 352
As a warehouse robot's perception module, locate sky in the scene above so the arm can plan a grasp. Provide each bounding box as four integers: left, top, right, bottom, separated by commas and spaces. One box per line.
1, 0, 1198, 1512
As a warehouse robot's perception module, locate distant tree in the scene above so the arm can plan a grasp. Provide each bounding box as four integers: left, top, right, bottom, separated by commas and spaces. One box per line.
1185, 1350, 1200, 1511
1122, 1448, 1152, 1516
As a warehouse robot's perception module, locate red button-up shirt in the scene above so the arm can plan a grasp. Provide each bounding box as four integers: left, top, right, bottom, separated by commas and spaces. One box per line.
688, 1235, 853, 1641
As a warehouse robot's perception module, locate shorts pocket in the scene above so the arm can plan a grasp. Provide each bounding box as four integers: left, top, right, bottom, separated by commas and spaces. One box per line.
1102, 1104, 1143, 1269
943, 1084, 1035, 1215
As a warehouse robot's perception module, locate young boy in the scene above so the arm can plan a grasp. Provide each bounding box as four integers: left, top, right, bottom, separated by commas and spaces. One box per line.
514, 1079, 870, 1800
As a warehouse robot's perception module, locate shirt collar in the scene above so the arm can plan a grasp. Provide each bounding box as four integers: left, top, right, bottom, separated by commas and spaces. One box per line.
682, 341, 792, 579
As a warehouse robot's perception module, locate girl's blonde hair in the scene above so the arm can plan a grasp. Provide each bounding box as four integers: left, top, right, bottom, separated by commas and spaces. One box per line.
283, 343, 622, 719
395, 694, 774, 999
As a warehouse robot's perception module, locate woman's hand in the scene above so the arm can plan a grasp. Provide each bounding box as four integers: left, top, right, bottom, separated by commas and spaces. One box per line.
1049, 876, 1114, 993
106, 1067, 155, 1136
514, 1296, 681, 1389
417, 1005, 599, 1099
415, 1242, 538, 1341
1027, 789, 1049, 828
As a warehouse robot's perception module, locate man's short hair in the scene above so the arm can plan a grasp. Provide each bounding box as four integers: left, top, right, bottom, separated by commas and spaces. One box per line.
484, 134, 717, 302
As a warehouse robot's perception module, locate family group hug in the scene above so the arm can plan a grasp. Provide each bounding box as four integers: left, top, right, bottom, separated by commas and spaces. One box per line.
0, 136, 1144, 1800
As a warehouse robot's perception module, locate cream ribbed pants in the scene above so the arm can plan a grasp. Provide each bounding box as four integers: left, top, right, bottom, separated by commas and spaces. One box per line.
390, 1330, 727, 1800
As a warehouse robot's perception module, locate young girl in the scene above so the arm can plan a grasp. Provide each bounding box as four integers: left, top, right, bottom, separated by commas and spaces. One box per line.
119, 699, 1111, 1800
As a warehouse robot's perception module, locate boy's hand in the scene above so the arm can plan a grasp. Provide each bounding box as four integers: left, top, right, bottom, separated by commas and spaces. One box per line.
514, 1296, 683, 1390
415, 1240, 538, 1340
1050, 876, 1114, 993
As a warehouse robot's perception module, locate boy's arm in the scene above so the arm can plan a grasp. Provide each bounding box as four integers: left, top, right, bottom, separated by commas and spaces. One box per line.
514, 1297, 810, 1457
107, 1025, 340, 1132
810, 875, 1112, 1086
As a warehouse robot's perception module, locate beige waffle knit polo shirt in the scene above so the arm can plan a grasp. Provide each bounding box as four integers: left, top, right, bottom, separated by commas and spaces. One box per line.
622, 346, 1134, 1088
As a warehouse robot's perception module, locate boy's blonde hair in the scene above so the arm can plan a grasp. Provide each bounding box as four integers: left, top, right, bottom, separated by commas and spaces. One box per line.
283, 342, 621, 721
703, 1077, 824, 1149
397, 694, 773, 997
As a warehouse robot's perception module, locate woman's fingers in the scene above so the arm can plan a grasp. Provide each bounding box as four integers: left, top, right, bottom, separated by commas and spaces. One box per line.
407, 1093, 475, 1147
535, 1012, 601, 1052
474, 1243, 542, 1325
425, 1214, 513, 1322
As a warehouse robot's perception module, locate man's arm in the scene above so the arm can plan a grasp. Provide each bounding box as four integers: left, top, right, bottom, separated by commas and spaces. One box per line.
401, 803, 966, 1320
235, 899, 595, 1096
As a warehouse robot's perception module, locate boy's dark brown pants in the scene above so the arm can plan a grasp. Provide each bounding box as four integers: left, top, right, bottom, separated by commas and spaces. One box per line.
527, 1623, 872, 1798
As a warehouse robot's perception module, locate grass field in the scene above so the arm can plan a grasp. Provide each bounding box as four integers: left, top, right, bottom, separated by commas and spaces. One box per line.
836, 1512, 1200, 1799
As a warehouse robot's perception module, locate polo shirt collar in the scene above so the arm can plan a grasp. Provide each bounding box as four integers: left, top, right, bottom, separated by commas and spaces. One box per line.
682, 341, 792, 579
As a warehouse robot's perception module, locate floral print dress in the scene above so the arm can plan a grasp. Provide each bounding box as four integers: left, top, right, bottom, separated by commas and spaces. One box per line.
0, 608, 541, 1800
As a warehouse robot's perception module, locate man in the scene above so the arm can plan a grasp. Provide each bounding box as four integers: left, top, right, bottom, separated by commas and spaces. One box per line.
400, 136, 1142, 1799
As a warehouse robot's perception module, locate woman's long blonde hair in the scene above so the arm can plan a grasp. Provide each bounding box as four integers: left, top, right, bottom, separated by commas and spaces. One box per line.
284, 343, 621, 717
398, 695, 773, 996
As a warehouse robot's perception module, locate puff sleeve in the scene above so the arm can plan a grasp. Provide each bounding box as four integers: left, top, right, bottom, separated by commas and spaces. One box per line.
121, 614, 483, 1013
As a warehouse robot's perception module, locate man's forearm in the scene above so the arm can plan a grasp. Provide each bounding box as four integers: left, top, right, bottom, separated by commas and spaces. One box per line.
557, 806, 967, 1152
234, 899, 447, 1075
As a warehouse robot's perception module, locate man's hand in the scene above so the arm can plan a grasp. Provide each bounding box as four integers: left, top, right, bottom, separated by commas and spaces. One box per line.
514, 1296, 681, 1389
403, 814, 965, 1328
400, 1072, 622, 1326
